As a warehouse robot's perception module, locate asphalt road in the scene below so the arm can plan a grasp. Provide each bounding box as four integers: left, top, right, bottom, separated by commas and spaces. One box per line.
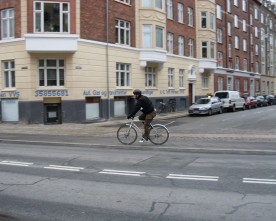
0, 105, 276, 220
0, 143, 276, 221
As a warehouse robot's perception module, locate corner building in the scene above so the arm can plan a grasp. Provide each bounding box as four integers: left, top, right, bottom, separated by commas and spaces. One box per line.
0, 0, 206, 124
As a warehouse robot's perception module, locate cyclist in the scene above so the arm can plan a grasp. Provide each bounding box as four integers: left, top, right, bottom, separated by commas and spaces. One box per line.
127, 89, 156, 142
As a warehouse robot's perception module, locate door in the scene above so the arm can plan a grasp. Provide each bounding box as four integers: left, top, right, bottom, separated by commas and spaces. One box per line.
1, 99, 19, 122
114, 97, 126, 117
45, 104, 61, 124
189, 83, 193, 105
86, 97, 100, 120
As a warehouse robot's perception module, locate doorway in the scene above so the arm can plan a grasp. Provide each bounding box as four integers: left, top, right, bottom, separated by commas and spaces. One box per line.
189, 83, 193, 105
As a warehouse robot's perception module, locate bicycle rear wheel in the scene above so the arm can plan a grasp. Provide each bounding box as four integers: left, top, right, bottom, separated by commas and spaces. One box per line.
149, 125, 169, 145
117, 125, 137, 145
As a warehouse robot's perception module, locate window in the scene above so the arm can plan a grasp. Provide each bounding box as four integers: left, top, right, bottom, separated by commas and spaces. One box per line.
218, 77, 224, 91
38, 59, 65, 86
210, 42, 215, 59
235, 79, 240, 92
243, 59, 248, 71
178, 3, 184, 23
254, 8, 258, 20
210, 13, 215, 29
227, 22, 232, 36
256, 80, 260, 92
167, 0, 173, 19
255, 44, 259, 55
251, 49, 254, 63
201, 12, 207, 28
202, 42, 208, 58
217, 52, 223, 67
155, 0, 163, 9
227, 0, 231, 13
228, 43, 232, 57
234, 15, 239, 28
261, 13, 264, 24
255, 62, 259, 73
189, 39, 194, 57
234, 0, 238, 7
250, 14, 253, 26
242, 20, 247, 32
156, 26, 164, 48
168, 68, 174, 87
115, 20, 130, 46
244, 79, 248, 92
235, 36, 239, 49
145, 67, 156, 87
216, 5, 222, 19
178, 36, 184, 56
3, 60, 15, 88
116, 63, 130, 87
235, 57, 240, 70
167, 33, 173, 54
243, 39, 247, 52
217, 28, 222, 43
202, 73, 209, 88
188, 8, 193, 26
179, 69, 184, 88
242, 0, 247, 11
34, 1, 69, 33
119, 0, 130, 4
255, 27, 258, 37
142, 25, 152, 48
142, 0, 151, 7
1, 8, 14, 39
250, 33, 253, 45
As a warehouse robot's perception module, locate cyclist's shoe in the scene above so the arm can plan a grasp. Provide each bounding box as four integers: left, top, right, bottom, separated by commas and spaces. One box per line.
139, 138, 149, 143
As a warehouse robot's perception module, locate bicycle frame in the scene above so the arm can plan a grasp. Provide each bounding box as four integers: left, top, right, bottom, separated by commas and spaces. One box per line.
126, 119, 170, 134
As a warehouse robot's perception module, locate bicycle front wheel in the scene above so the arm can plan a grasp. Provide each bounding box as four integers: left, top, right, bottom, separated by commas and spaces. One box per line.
149, 125, 169, 145
117, 125, 137, 145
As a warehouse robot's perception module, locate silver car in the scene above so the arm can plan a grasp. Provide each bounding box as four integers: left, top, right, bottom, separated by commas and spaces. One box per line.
189, 97, 223, 116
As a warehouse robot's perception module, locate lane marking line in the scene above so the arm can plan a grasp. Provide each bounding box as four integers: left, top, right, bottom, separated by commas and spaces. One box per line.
243, 178, 276, 185
99, 169, 145, 177
0, 161, 34, 167
44, 165, 84, 172
167, 174, 219, 181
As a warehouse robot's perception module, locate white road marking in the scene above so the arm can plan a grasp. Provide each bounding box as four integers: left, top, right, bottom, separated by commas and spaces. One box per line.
44, 165, 84, 172
99, 169, 145, 177
167, 174, 219, 181
0, 161, 33, 167
243, 178, 276, 185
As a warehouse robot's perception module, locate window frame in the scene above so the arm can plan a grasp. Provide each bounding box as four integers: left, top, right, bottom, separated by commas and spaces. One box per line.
167, 0, 173, 19
177, 3, 184, 23
115, 19, 131, 46
202, 41, 208, 58
216, 4, 222, 20
201, 11, 207, 28
3, 60, 15, 88
202, 73, 209, 89
116, 63, 131, 87
179, 69, 184, 88
188, 7, 194, 26
167, 32, 173, 54
168, 68, 174, 88
1, 8, 15, 39
156, 26, 164, 48
178, 36, 184, 56
142, 24, 152, 48
189, 39, 194, 58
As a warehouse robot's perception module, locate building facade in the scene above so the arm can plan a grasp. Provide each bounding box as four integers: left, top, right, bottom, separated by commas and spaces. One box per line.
0, 0, 275, 124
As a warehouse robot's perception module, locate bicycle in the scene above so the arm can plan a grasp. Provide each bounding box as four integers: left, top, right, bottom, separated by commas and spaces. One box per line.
158, 99, 176, 114
117, 117, 170, 145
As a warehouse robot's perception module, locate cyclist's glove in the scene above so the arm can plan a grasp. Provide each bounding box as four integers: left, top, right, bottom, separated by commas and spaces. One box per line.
127, 114, 134, 119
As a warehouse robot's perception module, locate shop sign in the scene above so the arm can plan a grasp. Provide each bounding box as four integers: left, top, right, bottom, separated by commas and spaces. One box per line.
35, 90, 69, 97
83, 89, 155, 97
160, 89, 185, 95
0, 91, 20, 98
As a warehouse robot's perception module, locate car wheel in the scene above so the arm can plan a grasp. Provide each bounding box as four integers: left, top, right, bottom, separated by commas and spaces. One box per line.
219, 107, 223, 114
208, 109, 212, 116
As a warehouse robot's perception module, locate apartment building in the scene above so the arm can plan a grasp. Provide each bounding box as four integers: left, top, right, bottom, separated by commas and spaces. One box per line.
0, 0, 275, 124
0, 0, 203, 124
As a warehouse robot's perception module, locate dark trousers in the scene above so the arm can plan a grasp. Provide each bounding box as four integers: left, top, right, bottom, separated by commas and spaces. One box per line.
139, 111, 156, 139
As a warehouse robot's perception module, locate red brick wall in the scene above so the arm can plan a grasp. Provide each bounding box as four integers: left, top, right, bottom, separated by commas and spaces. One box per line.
166, 0, 196, 57
80, 0, 136, 47
0, 0, 21, 38
27, 0, 76, 34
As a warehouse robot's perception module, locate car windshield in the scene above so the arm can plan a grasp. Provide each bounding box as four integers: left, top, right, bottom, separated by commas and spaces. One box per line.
215, 92, 229, 99
196, 99, 210, 104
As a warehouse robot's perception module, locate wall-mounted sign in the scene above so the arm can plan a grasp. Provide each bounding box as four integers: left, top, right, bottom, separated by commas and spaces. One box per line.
35, 90, 69, 97
83, 89, 155, 97
160, 90, 185, 95
0, 91, 20, 98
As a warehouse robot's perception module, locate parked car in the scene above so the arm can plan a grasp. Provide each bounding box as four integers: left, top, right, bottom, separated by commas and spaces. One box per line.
255, 96, 268, 107
244, 96, 258, 109
214, 90, 245, 112
189, 97, 223, 116
263, 95, 275, 105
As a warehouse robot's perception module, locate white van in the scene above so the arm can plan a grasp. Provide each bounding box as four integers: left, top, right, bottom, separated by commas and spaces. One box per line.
214, 91, 245, 112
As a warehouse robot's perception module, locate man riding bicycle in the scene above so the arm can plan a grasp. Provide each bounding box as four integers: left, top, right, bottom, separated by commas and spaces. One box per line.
127, 89, 156, 142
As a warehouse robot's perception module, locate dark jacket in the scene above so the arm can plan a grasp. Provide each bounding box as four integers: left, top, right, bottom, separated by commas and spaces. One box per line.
130, 95, 154, 116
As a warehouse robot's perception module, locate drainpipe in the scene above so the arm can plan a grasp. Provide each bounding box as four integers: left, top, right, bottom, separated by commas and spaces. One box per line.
106, 0, 110, 119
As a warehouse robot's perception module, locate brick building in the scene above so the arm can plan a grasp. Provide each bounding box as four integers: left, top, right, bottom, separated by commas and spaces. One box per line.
0, 0, 275, 124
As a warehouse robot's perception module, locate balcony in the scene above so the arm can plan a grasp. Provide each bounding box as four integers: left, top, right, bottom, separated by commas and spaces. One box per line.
25, 34, 78, 53
199, 59, 217, 71
139, 49, 167, 67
